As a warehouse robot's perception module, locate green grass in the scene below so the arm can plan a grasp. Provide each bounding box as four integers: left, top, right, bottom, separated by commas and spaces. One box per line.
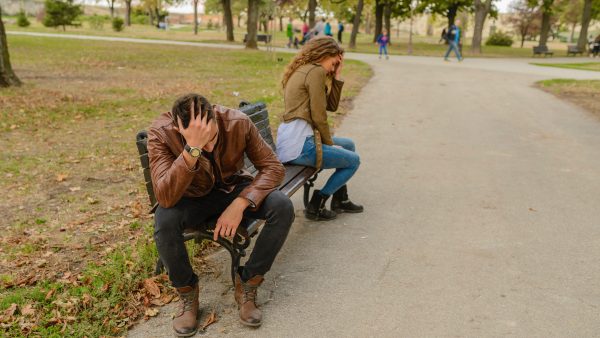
532, 62, 600, 72
0, 35, 372, 336
0, 222, 159, 337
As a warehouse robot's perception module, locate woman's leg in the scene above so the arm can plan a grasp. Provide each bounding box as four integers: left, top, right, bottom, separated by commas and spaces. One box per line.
319, 144, 360, 196
289, 136, 360, 195
332, 137, 356, 152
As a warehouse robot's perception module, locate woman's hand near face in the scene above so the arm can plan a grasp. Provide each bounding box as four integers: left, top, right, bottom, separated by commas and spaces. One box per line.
335, 54, 344, 80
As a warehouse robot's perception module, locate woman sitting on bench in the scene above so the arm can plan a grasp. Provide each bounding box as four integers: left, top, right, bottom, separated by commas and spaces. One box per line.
276, 36, 363, 221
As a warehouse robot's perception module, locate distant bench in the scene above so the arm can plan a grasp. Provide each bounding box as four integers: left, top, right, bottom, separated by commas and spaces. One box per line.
567, 45, 583, 56
533, 45, 553, 57
243, 34, 272, 44
135, 101, 318, 285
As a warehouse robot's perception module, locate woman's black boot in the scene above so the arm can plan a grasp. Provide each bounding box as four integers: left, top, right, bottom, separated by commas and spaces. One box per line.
331, 185, 364, 213
305, 190, 337, 221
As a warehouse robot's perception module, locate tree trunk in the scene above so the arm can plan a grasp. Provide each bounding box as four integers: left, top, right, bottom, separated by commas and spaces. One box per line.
349, 0, 364, 49
569, 22, 575, 43
246, 0, 259, 49
374, 0, 384, 42
0, 6, 21, 87
408, 12, 414, 54
384, 0, 391, 43
577, 0, 592, 51
447, 4, 458, 29
365, 11, 371, 34
471, 0, 492, 53
194, 0, 199, 34
108, 0, 115, 18
237, 15, 241, 28
279, 16, 283, 32
308, 0, 317, 28
222, 0, 234, 41
539, 10, 551, 47
125, 0, 132, 26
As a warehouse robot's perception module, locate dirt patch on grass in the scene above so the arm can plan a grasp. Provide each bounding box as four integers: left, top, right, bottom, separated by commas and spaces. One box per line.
536, 79, 600, 120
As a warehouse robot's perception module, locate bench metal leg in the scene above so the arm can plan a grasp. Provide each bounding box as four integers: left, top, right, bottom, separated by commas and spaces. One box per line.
153, 230, 252, 286
303, 173, 320, 208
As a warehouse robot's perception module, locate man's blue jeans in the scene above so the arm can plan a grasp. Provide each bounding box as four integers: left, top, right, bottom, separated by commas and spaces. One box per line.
289, 136, 360, 196
444, 41, 462, 60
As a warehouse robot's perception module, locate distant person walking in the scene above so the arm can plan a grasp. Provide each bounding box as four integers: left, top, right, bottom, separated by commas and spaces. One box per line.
376, 29, 390, 60
313, 18, 325, 36
324, 21, 332, 37
286, 19, 294, 48
444, 20, 463, 62
337, 22, 344, 43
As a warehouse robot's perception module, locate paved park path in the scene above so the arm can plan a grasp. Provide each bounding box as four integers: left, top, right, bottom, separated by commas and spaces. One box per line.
12, 32, 600, 337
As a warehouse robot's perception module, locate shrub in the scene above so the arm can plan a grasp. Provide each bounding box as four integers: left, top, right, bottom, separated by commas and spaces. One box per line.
485, 31, 514, 47
207, 19, 213, 29
17, 10, 31, 27
43, 0, 83, 31
88, 14, 105, 30
131, 14, 149, 25
112, 17, 124, 32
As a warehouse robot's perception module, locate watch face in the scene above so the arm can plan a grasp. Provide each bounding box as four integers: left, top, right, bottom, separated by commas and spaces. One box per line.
190, 147, 201, 157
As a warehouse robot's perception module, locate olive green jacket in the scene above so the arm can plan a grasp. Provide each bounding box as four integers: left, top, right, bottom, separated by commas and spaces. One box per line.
282, 64, 344, 146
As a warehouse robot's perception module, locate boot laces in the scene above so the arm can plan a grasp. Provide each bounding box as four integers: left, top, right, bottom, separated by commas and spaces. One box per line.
176, 291, 196, 315
242, 284, 258, 304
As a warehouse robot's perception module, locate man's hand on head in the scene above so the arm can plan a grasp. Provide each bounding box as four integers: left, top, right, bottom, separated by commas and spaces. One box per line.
174, 100, 215, 149
214, 197, 251, 241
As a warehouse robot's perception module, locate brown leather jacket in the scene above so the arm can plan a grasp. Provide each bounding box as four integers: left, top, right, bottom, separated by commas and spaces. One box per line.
282, 64, 344, 146
147, 105, 284, 209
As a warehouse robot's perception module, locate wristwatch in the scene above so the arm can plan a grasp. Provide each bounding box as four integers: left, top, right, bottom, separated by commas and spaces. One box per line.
184, 144, 202, 158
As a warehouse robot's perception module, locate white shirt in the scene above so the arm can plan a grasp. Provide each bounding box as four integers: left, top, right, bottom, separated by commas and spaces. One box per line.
276, 119, 313, 163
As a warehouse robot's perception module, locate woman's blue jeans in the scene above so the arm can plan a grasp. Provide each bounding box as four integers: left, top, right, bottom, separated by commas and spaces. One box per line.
289, 136, 360, 196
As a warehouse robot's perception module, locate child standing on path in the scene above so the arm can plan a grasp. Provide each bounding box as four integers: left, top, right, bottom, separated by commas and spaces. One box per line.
376, 29, 390, 60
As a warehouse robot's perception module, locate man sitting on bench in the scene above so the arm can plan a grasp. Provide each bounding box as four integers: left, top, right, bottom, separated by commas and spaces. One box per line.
147, 93, 294, 336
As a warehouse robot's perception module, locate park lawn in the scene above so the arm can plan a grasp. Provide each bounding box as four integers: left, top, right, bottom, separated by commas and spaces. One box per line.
0, 35, 372, 336
6, 19, 560, 59
537, 79, 600, 119
531, 62, 600, 72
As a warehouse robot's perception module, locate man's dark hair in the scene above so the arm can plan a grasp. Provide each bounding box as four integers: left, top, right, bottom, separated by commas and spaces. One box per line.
171, 93, 214, 128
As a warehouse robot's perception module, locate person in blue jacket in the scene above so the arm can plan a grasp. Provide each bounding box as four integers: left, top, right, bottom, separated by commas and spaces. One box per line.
376, 29, 390, 60
444, 19, 463, 61
324, 21, 332, 36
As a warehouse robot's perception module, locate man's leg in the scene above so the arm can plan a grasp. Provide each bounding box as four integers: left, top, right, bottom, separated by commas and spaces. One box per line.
444, 43, 453, 60
243, 191, 295, 277
455, 42, 463, 60
154, 192, 235, 336
233, 190, 294, 326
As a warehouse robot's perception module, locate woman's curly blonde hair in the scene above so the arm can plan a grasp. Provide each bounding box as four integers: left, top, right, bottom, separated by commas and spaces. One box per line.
282, 36, 344, 89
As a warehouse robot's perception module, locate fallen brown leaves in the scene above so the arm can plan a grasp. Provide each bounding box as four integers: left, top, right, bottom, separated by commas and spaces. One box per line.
140, 275, 176, 320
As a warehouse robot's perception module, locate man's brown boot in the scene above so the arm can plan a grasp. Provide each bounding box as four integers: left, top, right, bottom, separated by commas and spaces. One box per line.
234, 271, 264, 327
173, 284, 199, 337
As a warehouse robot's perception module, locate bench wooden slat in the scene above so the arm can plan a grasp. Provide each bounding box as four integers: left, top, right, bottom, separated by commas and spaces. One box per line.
247, 109, 269, 124
280, 165, 317, 197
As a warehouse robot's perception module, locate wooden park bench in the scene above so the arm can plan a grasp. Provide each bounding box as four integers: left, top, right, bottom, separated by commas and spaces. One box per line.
567, 45, 583, 56
135, 101, 318, 285
532, 45, 554, 57
243, 34, 272, 44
